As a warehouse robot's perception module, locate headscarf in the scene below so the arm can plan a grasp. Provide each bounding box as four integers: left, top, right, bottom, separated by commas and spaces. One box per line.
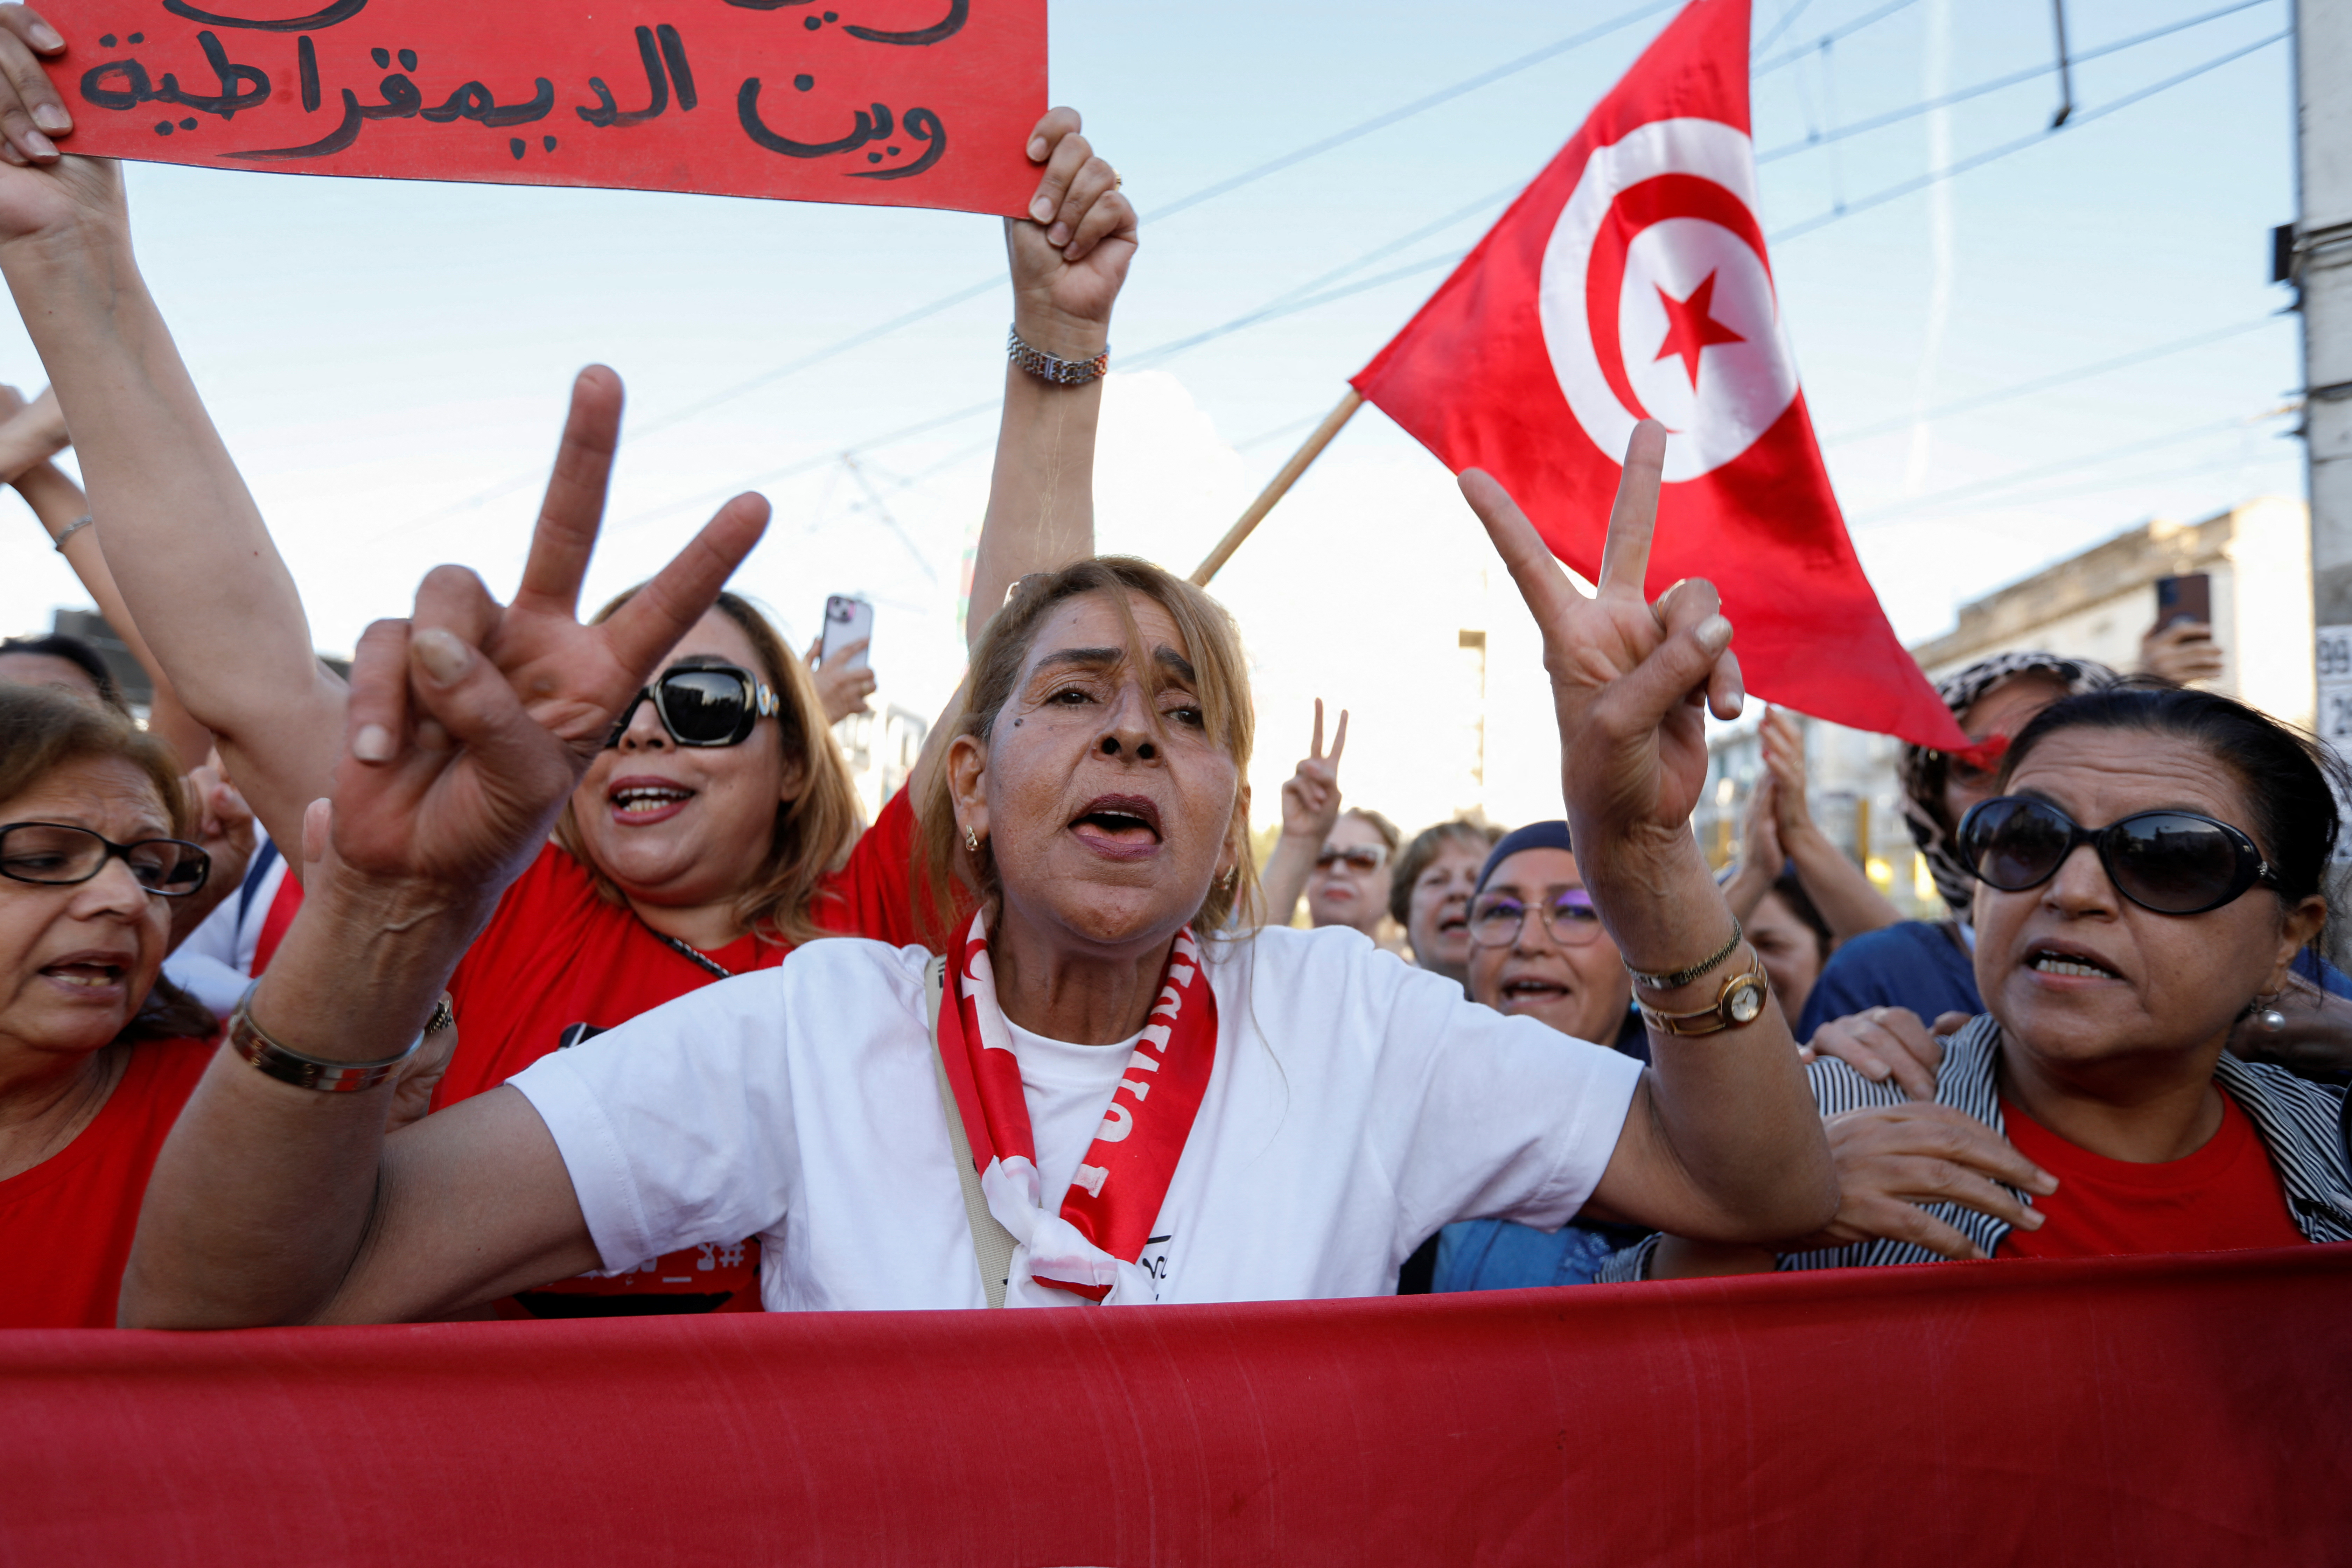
1476, 821, 1575, 894
1898, 652, 2121, 916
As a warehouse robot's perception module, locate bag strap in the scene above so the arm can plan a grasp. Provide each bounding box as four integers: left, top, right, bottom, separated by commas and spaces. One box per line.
926, 953, 1016, 1308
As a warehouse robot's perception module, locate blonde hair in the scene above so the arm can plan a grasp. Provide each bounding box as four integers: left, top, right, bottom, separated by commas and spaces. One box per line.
554, 588, 864, 949
916, 557, 1259, 943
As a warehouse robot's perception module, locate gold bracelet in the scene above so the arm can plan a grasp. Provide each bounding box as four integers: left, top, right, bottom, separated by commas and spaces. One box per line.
227, 981, 419, 1093
1624, 918, 1744, 992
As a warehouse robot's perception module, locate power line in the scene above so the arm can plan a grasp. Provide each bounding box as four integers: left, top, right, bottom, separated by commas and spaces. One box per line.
1872, 448, 2297, 520
1144, 0, 1680, 226
622, 12, 2289, 539
1771, 27, 2288, 240
395, 0, 1686, 534
1752, 0, 1819, 58
1847, 408, 2293, 527
1822, 315, 2284, 445
1753, 0, 1921, 75
1756, 0, 2276, 165
613, 244, 1477, 532
1123, 186, 1517, 368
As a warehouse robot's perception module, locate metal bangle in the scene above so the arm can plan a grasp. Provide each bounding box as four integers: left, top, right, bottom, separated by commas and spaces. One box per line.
1624, 918, 1745, 993
227, 982, 419, 1094
1007, 325, 1109, 387
51, 514, 92, 552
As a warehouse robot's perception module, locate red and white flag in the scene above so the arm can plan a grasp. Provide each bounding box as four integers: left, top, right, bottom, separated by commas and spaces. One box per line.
1352, 0, 1975, 752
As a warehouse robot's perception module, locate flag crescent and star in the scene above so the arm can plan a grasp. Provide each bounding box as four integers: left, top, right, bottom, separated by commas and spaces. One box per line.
1354, 0, 1979, 754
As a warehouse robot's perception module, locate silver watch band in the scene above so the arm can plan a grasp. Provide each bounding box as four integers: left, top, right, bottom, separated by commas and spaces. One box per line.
1007, 325, 1110, 386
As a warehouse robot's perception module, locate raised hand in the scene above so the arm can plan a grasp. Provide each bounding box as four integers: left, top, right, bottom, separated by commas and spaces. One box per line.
0, 7, 70, 171
332, 368, 769, 894
374, 368, 766, 771
1757, 707, 1815, 838
166, 760, 256, 949
805, 635, 876, 724
1006, 107, 1137, 352
2139, 618, 2224, 685
1461, 421, 1742, 855
0, 379, 65, 479
1739, 767, 1783, 880
1780, 1102, 2056, 1260
1279, 698, 1347, 845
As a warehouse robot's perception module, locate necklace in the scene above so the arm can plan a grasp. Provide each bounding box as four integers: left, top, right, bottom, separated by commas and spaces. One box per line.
645, 927, 735, 981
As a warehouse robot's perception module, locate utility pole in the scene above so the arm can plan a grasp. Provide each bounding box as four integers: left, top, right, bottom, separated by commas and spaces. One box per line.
2296, 0, 2352, 627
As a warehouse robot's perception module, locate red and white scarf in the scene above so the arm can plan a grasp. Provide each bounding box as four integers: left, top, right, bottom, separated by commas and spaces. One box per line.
933, 911, 1218, 1305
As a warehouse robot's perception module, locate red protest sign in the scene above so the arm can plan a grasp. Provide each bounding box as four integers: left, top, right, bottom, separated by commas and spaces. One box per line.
37, 0, 1044, 217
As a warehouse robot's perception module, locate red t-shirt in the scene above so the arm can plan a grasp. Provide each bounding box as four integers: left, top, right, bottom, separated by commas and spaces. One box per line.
436, 787, 926, 1317
1996, 1089, 2308, 1260
0, 1039, 215, 1329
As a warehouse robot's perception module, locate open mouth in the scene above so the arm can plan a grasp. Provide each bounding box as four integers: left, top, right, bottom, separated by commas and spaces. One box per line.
608, 776, 695, 825
2026, 945, 2122, 981
1069, 794, 1163, 859
1499, 976, 1570, 1004
43, 957, 126, 993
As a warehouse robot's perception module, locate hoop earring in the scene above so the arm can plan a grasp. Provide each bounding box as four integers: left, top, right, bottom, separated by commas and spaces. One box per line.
964, 824, 980, 853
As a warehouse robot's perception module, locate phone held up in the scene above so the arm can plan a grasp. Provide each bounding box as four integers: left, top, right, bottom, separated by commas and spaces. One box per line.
2154, 573, 2211, 631
821, 595, 874, 672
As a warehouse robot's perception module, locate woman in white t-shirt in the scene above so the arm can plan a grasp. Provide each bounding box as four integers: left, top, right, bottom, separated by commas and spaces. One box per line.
122, 424, 1837, 1324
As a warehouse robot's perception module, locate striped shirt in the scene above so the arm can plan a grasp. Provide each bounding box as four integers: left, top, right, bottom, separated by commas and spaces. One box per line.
1598, 1014, 2352, 1281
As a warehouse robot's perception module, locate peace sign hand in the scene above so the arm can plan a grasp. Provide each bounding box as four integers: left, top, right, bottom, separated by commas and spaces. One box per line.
1278, 698, 1348, 844
330, 368, 769, 898
1460, 421, 1742, 862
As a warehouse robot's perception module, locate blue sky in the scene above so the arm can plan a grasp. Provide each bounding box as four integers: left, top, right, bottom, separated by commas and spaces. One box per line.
0, 0, 2304, 829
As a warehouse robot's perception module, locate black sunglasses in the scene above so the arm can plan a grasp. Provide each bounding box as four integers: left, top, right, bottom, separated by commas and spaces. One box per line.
605, 665, 781, 750
1956, 796, 2280, 916
0, 821, 211, 897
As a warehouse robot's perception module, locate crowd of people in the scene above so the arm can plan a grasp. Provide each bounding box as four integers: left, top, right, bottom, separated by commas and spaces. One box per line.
0, 28, 2344, 1330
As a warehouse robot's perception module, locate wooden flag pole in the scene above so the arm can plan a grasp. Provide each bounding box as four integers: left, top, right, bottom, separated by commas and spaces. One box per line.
1189, 388, 1365, 587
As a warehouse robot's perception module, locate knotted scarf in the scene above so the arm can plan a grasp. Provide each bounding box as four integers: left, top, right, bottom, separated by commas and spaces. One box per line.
932, 912, 1219, 1305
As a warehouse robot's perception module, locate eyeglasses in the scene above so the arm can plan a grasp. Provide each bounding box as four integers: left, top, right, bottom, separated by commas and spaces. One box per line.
1315, 844, 1388, 873
1468, 890, 1606, 948
605, 665, 781, 749
1956, 796, 2280, 915
0, 822, 210, 897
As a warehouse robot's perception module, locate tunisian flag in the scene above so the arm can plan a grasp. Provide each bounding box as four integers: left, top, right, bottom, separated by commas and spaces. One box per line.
1352, 0, 1973, 752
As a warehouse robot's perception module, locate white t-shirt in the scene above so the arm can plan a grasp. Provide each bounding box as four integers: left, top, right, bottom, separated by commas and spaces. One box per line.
510, 923, 1643, 1310
1001, 1017, 1146, 1208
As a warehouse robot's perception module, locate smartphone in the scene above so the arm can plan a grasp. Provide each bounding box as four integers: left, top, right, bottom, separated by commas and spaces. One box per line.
2155, 573, 2211, 631
820, 595, 874, 671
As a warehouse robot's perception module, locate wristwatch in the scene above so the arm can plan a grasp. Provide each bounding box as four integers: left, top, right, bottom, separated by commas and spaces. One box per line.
1636, 954, 1773, 1038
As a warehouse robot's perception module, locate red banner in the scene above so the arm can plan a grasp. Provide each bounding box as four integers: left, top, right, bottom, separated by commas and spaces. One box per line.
37, 0, 1044, 216
2, 1246, 2346, 1565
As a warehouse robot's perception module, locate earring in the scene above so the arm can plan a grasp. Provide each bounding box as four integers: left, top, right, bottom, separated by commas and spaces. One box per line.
1220, 866, 1239, 891
2243, 992, 2287, 1034
964, 824, 980, 853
